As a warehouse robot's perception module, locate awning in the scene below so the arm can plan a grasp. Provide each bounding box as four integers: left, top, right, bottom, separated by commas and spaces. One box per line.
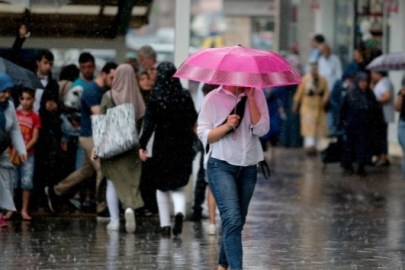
0, 0, 153, 38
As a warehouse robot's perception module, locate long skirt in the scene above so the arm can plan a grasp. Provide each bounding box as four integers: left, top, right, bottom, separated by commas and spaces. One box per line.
0, 166, 15, 211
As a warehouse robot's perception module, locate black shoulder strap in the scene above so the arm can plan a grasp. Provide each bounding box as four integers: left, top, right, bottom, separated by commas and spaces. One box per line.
222, 96, 248, 135
205, 96, 248, 154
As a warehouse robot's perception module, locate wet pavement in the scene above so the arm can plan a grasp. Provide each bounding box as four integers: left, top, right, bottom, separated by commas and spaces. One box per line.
2, 148, 405, 270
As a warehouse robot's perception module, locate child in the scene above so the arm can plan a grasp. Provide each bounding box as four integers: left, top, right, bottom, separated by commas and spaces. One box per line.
6, 87, 41, 220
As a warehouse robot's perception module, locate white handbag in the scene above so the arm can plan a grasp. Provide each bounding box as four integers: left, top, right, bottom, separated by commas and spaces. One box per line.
92, 98, 139, 158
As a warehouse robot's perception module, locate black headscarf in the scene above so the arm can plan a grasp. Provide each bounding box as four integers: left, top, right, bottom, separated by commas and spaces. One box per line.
150, 62, 184, 114
39, 89, 62, 129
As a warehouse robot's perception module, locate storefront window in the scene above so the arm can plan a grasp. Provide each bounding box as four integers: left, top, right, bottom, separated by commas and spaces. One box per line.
355, 0, 384, 55
335, 0, 354, 65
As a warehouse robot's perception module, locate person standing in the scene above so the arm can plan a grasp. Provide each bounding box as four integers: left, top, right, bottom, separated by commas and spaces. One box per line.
0, 74, 27, 227
371, 71, 395, 166
293, 62, 330, 155
45, 63, 117, 219
138, 45, 158, 73
139, 62, 197, 236
340, 73, 383, 176
33, 50, 60, 113
138, 71, 158, 216
305, 34, 325, 74
71, 53, 96, 91
4, 88, 41, 220
318, 44, 342, 137
395, 77, 405, 179
329, 63, 358, 137
198, 84, 269, 270
95, 64, 146, 233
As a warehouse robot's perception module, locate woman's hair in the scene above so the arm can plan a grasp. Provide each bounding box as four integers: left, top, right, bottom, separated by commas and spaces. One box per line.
202, 84, 219, 96
59, 64, 80, 82
140, 71, 150, 79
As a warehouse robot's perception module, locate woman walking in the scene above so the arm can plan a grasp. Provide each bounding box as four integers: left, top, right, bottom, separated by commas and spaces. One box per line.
96, 64, 146, 233
198, 85, 269, 270
139, 62, 197, 236
0, 73, 27, 227
293, 62, 329, 155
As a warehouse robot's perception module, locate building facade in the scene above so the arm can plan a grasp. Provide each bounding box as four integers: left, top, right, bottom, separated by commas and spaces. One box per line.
297, 0, 405, 155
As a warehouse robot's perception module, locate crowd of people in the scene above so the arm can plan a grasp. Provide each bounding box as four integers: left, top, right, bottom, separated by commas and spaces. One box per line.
289, 34, 397, 176
0, 40, 208, 236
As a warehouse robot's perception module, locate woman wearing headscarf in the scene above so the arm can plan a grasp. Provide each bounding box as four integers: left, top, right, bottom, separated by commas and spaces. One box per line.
340, 72, 383, 176
0, 73, 27, 227
139, 62, 198, 236
34, 87, 63, 210
97, 64, 146, 233
293, 62, 330, 155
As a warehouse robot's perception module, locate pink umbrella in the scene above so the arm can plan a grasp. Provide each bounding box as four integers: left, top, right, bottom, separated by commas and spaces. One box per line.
173, 45, 302, 88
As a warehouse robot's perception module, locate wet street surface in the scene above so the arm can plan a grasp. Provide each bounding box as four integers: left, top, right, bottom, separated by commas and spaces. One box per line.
2, 148, 405, 269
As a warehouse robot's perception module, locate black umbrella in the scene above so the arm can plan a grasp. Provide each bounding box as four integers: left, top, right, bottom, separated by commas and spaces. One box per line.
0, 57, 44, 90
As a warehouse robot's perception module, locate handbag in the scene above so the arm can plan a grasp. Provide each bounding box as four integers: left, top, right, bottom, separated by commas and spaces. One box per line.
0, 125, 11, 153
92, 94, 139, 158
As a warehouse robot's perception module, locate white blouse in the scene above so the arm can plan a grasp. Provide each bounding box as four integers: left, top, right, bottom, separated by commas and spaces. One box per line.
197, 86, 270, 167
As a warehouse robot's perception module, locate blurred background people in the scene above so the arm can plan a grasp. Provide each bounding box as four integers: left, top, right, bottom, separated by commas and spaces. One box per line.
371, 71, 395, 166
340, 72, 383, 176
293, 62, 329, 155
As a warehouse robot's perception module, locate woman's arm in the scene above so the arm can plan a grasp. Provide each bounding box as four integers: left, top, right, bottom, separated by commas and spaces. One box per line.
293, 82, 304, 113
395, 90, 405, 112
248, 89, 269, 137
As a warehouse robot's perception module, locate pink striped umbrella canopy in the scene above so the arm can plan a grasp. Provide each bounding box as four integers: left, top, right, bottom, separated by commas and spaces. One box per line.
367, 52, 405, 71
173, 45, 302, 88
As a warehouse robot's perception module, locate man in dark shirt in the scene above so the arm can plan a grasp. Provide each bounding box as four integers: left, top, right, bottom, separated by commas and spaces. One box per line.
46, 62, 117, 219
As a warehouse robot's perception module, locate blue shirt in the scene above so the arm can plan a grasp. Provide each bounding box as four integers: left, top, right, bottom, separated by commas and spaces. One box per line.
72, 77, 91, 90
80, 81, 105, 137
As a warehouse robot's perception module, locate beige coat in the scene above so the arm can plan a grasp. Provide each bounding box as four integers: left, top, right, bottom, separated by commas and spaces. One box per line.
294, 74, 330, 138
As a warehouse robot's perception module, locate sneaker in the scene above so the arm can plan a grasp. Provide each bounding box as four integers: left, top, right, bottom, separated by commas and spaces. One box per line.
208, 224, 216, 235
107, 221, 120, 231
97, 208, 110, 222
124, 208, 136, 233
172, 213, 184, 236
0, 217, 7, 228
44, 186, 59, 213
69, 197, 81, 210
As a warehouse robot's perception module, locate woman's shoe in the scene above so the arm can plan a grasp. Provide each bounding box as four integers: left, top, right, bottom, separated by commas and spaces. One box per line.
172, 213, 184, 236
161, 226, 171, 236
107, 221, 120, 231
208, 224, 216, 235
125, 208, 136, 233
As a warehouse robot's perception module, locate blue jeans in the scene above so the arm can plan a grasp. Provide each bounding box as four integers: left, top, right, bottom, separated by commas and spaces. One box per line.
398, 121, 405, 178
13, 155, 35, 190
207, 158, 257, 270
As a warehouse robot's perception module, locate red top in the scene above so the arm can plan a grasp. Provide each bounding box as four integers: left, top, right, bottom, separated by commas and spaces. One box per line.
16, 110, 41, 156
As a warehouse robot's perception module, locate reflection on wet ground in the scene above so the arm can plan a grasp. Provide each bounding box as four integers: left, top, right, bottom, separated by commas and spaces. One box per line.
2, 149, 405, 269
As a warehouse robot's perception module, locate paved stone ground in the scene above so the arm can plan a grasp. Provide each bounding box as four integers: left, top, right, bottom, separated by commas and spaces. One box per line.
2, 149, 405, 270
